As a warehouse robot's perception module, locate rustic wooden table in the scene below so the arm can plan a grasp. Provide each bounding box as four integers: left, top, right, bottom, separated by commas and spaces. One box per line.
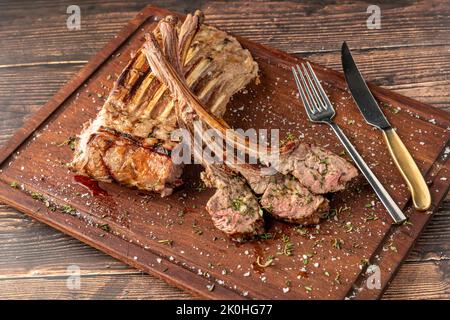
0, 0, 448, 299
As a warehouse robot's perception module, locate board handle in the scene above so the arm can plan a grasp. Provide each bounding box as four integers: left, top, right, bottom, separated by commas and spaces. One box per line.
383, 128, 431, 211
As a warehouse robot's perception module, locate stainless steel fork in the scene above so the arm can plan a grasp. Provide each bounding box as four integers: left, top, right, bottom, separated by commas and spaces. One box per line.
292, 62, 406, 224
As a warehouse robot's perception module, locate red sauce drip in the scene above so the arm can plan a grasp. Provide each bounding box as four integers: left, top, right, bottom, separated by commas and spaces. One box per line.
73, 175, 108, 196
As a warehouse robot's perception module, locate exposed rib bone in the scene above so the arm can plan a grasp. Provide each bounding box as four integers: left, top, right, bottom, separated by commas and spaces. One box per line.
143, 32, 357, 196
146, 22, 265, 240
143, 25, 330, 225
71, 11, 259, 195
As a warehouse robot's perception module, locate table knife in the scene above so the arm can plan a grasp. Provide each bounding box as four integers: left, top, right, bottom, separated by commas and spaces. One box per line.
341, 42, 431, 211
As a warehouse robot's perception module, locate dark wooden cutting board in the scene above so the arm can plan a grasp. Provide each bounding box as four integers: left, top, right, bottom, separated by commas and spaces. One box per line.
0, 5, 448, 300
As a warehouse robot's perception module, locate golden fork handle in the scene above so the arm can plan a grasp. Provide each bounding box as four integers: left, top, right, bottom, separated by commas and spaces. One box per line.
382, 128, 431, 211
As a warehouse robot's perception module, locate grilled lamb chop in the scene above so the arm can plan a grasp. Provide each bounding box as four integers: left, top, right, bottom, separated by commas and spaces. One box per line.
260, 175, 329, 224
143, 22, 331, 226
144, 14, 265, 241
71, 11, 258, 196
199, 164, 265, 241
278, 143, 358, 194
142, 27, 358, 197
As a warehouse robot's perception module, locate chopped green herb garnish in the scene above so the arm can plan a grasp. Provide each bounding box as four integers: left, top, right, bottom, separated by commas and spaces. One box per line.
304, 286, 313, 293
295, 226, 309, 236
99, 224, 110, 232
402, 219, 413, 226
344, 222, 354, 233
363, 212, 378, 222
321, 208, 337, 220
44, 200, 56, 212
231, 198, 248, 214
278, 235, 294, 256
260, 233, 273, 240
256, 255, 274, 268
158, 239, 173, 246
57, 136, 76, 150
332, 238, 343, 250
62, 205, 76, 215
31, 192, 45, 201
285, 132, 296, 141
192, 221, 203, 235
10, 181, 19, 188
334, 272, 341, 285
195, 182, 206, 192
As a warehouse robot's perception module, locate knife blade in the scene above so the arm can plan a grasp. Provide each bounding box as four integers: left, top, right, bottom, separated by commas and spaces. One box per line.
341, 42, 391, 130
341, 41, 431, 211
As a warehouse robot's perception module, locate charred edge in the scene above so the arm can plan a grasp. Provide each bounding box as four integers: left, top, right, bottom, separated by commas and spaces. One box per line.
98, 126, 173, 158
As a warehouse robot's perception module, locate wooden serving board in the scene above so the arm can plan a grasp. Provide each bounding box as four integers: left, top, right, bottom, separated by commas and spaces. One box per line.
0, 5, 449, 300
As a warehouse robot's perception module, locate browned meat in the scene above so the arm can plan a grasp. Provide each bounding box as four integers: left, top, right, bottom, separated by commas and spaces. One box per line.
260, 175, 329, 224
71, 11, 258, 195
201, 166, 265, 241
278, 143, 358, 194
143, 21, 332, 229
75, 129, 182, 196
142, 19, 355, 229
144, 14, 265, 240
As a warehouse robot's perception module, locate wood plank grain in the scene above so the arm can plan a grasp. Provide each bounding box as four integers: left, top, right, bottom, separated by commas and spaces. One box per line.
1, 0, 449, 65
2, 201, 448, 280
0, 205, 133, 278
406, 200, 450, 262
1, 201, 449, 299
0, 272, 194, 300
0, 65, 83, 145
383, 260, 450, 300
300, 44, 450, 111
1, 45, 448, 147
1, 261, 447, 300
0, 0, 449, 300
0, 0, 196, 66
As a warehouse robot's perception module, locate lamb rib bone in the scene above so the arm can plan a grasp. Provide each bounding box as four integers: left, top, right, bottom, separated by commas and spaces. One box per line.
143, 25, 331, 225
148, 18, 265, 240
71, 11, 259, 196
143, 25, 358, 196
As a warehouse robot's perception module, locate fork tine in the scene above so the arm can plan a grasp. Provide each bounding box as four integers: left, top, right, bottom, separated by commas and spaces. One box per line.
301, 63, 325, 111
296, 64, 319, 114
292, 66, 315, 115
306, 62, 333, 112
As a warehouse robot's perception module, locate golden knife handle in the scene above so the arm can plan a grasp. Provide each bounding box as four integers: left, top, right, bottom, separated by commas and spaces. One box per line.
382, 128, 431, 211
